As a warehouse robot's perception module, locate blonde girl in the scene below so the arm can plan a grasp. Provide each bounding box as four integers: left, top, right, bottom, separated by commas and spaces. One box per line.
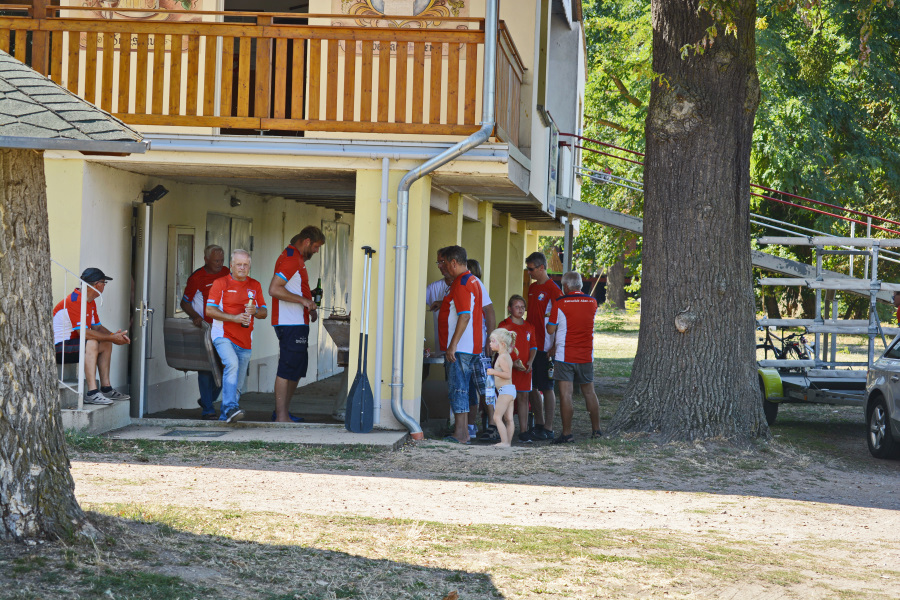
487, 328, 517, 447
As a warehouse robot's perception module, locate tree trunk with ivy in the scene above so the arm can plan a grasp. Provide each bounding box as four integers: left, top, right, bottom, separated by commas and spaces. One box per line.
0, 148, 86, 541
610, 0, 768, 441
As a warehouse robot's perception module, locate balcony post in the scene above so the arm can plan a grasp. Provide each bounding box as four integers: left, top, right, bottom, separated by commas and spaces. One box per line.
30, 0, 50, 75
254, 15, 273, 120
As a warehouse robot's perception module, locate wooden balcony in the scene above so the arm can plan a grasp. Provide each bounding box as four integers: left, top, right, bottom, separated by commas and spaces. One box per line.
0, 3, 524, 145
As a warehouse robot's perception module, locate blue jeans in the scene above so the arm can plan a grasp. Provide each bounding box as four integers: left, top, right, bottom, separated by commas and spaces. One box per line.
213, 337, 252, 420
197, 370, 221, 417
448, 352, 479, 414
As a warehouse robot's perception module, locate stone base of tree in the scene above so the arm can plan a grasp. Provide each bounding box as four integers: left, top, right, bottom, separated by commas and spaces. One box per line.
61, 401, 131, 435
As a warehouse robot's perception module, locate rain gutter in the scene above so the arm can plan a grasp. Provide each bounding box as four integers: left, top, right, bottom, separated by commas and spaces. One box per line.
389, 0, 499, 439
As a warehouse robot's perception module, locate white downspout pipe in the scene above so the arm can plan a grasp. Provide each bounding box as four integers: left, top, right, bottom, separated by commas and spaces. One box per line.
373, 156, 390, 423
389, 0, 499, 439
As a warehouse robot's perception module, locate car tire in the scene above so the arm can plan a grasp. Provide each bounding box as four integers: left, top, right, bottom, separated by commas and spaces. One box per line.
759, 375, 778, 426
866, 395, 900, 459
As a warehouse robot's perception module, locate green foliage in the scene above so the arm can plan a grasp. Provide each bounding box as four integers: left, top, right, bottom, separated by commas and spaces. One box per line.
753, 0, 900, 301
573, 0, 650, 286
581, 0, 900, 314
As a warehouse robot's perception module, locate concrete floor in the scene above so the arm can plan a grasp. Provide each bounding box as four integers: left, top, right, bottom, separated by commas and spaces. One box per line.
145, 373, 347, 424
115, 373, 409, 448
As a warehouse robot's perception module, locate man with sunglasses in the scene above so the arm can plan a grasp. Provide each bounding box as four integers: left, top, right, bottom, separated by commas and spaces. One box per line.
524, 252, 562, 441
52, 268, 131, 405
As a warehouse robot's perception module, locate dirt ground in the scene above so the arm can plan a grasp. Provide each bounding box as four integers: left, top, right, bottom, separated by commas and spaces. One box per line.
4, 375, 900, 599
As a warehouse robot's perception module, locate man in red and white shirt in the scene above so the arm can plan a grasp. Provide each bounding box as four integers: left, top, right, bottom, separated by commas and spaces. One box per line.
268, 226, 325, 423
52, 267, 131, 404
437, 245, 484, 444
524, 251, 562, 441
546, 271, 601, 443
206, 250, 268, 423
179, 244, 229, 419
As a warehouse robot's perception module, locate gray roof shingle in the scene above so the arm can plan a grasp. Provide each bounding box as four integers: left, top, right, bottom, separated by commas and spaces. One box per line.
0, 50, 146, 154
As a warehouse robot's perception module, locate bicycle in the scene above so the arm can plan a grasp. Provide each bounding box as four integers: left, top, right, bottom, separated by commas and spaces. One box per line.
756, 326, 815, 365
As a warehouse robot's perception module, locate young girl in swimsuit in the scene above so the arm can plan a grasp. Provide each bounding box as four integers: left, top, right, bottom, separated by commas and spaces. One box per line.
487, 328, 517, 447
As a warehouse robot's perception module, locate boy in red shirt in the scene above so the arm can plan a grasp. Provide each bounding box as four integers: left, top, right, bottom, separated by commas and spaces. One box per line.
525, 251, 562, 441
498, 294, 537, 441
546, 271, 601, 443
180, 244, 229, 419
206, 250, 268, 423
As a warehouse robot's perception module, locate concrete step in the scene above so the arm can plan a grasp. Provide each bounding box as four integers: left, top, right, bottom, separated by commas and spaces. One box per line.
61, 400, 131, 435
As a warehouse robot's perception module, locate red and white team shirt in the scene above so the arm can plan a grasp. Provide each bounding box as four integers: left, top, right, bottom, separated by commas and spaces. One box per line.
548, 292, 598, 364
271, 245, 312, 326
52, 288, 100, 344
182, 266, 230, 324
207, 275, 267, 349
438, 271, 484, 354
527, 278, 562, 352
498, 317, 537, 392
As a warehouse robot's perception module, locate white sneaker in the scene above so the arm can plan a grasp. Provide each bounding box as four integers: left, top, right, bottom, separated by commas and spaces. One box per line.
103, 389, 130, 401
84, 391, 114, 405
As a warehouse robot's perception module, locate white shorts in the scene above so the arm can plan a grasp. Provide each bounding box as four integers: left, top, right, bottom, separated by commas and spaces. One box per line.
496, 384, 517, 398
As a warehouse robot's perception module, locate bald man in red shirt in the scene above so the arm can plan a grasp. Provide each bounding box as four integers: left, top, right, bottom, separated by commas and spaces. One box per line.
546, 271, 601, 443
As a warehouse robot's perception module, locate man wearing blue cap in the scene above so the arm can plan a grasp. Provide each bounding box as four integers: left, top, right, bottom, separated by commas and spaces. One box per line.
52, 267, 131, 404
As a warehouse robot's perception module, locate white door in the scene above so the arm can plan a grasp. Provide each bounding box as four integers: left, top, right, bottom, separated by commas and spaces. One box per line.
130, 201, 154, 417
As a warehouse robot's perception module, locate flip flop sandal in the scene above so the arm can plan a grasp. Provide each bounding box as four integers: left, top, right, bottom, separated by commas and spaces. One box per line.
443, 436, 471, 445
271, 411, 304, 423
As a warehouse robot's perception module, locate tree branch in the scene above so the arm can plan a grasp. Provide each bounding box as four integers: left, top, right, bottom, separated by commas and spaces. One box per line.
604, 69, 643, 107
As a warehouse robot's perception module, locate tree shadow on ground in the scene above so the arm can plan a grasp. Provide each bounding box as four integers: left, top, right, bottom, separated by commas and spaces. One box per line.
0, 510, 496, 600
67, 392, 900, 513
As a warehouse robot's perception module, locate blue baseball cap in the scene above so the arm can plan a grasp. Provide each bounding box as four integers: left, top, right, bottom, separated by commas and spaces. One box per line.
80, 267, 112, 284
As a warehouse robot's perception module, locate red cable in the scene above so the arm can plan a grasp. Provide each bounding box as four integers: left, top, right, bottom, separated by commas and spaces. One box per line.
751, 193, 900, 236
573, 139, 898, 231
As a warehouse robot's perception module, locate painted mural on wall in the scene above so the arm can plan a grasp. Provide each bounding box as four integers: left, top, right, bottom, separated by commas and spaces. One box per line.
79, 0, 201, 21
331, 0, 470, 56
332, 0, 468, 28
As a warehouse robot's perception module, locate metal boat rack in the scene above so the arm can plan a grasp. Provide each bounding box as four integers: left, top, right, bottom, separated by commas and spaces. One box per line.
756, 236, 900, 371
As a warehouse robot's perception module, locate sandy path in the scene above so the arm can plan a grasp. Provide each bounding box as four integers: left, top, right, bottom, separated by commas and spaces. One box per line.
72, 460, 900, 544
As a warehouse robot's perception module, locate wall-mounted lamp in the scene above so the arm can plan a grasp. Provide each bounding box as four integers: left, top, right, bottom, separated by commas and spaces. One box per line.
142, 184, 169, 203
230, 196, 241, 207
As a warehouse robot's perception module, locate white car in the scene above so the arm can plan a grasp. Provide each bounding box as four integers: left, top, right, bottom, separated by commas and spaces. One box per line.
865, 336, 900, 459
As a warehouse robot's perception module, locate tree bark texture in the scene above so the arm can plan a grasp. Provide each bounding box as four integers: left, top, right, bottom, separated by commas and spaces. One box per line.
0, 149, 86, 541
606, 258, 627, 310
610, 0, 767, 441
763, 293, 781, 319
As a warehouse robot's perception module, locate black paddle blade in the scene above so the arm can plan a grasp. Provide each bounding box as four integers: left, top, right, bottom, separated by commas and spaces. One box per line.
346, 372, 373, 433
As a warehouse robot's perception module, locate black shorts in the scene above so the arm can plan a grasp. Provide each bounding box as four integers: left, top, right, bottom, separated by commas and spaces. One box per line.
275, 325, 309, 382
532, 350, 554, 392
55, 339, 81, 364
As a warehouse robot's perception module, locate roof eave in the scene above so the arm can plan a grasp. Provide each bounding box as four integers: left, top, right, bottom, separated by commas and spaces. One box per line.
0, 136, 150, 155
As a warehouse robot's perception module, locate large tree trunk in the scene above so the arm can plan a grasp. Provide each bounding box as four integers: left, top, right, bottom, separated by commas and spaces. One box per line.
610, 0, 767, 441
0, 149, 86, 541
605, 258, 626, 310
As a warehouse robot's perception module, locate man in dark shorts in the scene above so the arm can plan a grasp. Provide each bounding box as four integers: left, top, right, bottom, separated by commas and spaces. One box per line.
524, 251, 562, 441
546, 271, 602, 443
268, 226, 325, 423
52, 268, 131, 404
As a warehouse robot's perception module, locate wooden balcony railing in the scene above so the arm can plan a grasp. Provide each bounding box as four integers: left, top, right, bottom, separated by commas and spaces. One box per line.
0, 3, 524, 143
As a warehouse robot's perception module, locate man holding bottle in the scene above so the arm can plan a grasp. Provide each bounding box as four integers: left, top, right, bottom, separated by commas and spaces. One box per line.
269, 226, 326, 423
206, 250, 268, 423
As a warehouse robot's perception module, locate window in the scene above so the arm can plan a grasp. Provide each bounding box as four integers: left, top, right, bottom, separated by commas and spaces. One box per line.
166, 226, 195, 318
206, 213, 253, 260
